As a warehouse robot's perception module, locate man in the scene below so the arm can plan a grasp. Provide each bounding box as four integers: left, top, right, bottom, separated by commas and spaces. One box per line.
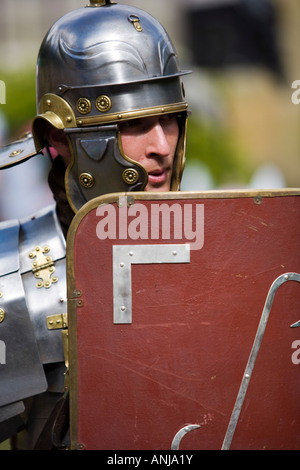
46, 112, 181, 221
48, 114, 180, 193
0, 0, 189, 449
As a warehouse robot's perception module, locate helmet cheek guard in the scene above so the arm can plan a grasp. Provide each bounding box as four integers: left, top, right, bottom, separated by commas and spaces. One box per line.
64, 125, 148, 213
33, 1, 190, 212
32, 93, 149, 213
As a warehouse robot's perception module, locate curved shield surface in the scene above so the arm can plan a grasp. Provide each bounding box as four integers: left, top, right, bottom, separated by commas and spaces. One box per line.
67, 189, 300, 450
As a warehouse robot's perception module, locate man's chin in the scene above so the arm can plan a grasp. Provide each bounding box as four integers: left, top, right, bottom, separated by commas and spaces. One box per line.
144, 182, 171, 192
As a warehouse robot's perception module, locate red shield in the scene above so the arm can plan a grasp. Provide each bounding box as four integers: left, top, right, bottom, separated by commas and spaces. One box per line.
67, 190, 300, 450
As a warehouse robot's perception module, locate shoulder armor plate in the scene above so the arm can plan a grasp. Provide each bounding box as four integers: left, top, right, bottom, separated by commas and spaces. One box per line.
0, 216, 47, 411
0, 205, 67, 415
19, 205, 67, 364
0, 132, 41, 170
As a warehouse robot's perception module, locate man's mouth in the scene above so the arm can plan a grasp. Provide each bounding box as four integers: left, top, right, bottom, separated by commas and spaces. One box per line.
147, 168, 169, 184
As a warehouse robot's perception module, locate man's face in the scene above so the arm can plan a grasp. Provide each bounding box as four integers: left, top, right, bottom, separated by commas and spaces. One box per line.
119, 114, 179, 192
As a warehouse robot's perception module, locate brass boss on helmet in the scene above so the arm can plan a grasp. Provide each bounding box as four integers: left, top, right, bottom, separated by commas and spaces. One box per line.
33, 0, 190, 212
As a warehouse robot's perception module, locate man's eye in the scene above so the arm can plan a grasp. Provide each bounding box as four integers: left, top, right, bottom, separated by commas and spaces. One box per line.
160, 114, 178, 124
119, 119, 142, 131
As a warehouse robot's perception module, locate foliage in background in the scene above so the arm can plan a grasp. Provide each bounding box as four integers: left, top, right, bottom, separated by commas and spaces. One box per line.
0, 67, 36, 140
186, 116, 251, 187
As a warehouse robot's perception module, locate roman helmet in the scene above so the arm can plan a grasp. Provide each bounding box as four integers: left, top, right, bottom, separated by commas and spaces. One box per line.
32, 0, 190, 212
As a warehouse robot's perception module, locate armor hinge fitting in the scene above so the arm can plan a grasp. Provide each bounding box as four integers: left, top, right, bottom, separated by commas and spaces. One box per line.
28, 245, 58, 288
46, 313, 68, 330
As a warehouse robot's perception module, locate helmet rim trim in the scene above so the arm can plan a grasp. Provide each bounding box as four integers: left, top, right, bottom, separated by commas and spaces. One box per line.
76, 102, 188, 127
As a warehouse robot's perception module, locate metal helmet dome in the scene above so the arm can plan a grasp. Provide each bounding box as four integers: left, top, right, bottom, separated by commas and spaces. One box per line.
33, 0, 190, 212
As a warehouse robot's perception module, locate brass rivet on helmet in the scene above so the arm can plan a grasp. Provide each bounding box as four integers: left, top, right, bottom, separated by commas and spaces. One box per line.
95, 95, 112, 113
77, 98, 92, 115
9, 149, 23, 158
122, 168, 139, 185
79, 172, 95, 188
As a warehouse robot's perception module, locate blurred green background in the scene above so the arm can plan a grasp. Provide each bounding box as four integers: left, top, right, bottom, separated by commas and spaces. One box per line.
0, 68, 36, 136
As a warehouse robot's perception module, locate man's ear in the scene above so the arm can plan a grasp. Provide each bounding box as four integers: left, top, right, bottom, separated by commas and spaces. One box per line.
45, 123, 72, 164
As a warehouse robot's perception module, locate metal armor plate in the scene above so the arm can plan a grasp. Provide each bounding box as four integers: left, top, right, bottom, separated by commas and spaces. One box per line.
19, 205, 66, 364
0, 218, 47, 408
0, 132, 40, 169
0, 204, 67, 418
67, 190, 300, 450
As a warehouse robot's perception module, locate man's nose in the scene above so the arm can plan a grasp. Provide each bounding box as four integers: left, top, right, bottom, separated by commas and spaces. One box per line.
145, 123, 170, 158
